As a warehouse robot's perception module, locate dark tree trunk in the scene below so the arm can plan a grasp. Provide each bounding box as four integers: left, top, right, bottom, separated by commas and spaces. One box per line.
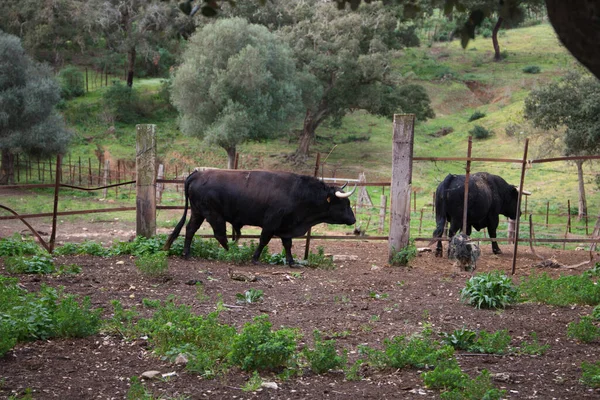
297, 109, 318, 158
0, 149, 15, 184
575, 159, 588, 220
226, 146, 236, 169
127, 48, 136, 87
492, 17, 504, 61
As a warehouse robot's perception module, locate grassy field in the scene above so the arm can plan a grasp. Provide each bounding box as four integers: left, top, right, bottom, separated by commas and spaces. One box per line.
2, 22, 598, 248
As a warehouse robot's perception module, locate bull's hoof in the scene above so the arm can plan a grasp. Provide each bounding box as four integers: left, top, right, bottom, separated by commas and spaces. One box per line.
435, 250, 443, 258
493, 248, 502, 255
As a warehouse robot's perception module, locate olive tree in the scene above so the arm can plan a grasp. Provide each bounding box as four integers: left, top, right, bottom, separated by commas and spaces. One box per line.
0, 31, 72, 184
524, 71, 600, 219
170, 18, 303, 168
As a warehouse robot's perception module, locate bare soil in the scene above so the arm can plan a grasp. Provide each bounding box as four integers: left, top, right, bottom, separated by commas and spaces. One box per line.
0, 220, 600, 400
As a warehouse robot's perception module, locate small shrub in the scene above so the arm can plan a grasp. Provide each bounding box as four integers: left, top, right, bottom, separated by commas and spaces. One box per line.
469, 330, 512, 354
481, 28, 492, 38
567, 316, 600, 343
229, 314, 299, 372
344, 359, 365, 381
519, 271, 600, 306
303, 330, 347, 374
58, 66, 85, 99
517, 332, 550, 355
102, 81, 142, 124
461, 271, 518, 309
236, 288, 264, 304
469, 125, 492, 140
135, 251, 169, 277
242, 371, 263, 392
440, 370, 506, 400
390, 241, 417, 266
142, 298, 161, 309
440, 328, 477, 350
0, 235, 42, 256
56, 264, 82, 275
53, 295, 103, 338
307, 246, 335, 270
522, 65, 541, 74
103, 300, 139, 337
422, 359, 468, 390
468, 111, 486, 122
4, 255, 55, 274
581, 361, 600, 388
592, 305, 600, 321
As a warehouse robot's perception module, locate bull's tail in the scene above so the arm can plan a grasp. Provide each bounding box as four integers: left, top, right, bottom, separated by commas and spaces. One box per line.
163, 171, 194, 251
431, 174, 453, 243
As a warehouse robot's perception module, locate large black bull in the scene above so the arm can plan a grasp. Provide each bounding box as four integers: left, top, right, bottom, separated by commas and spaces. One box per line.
164, 169, 356, 265
432, 172, 530, 256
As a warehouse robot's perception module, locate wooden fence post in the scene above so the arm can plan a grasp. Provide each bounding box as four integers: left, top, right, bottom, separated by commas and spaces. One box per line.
156, 164, 164, 204
102, 160, 110, 199
378, 195, 387, 234
388, 114, 415, 262
511, 138, 529, 275
136, 124, 157, 238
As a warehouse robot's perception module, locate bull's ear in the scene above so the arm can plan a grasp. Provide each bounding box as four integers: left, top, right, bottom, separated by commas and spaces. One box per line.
326, 195, 331, 203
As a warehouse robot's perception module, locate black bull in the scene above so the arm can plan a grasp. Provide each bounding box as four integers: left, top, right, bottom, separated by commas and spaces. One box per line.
432, 172, 530, 256
164, 169, 357, 265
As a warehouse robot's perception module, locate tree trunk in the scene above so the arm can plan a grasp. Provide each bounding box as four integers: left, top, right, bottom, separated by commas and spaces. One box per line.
296, 109, 317, 158
0, 149, 15, 184
226, 146, 236, 169
492, 17, 503, 61
126, 47, 136, 87
575, 159, 588, 220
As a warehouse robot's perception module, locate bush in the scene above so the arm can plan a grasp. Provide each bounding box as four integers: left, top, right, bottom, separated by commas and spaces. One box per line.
581, 361, 600, 388
229, 314, 299, 372
307, 246, 335, 269
567, 316, 600, 343
135, 251, 169, 277
422, 359, 468, 390
0, 235, 43, 257
519, 271, 600, 306
440, 328, 477, 350
461, 271, 518, 309
59, 66, 85, 99
468, 329, 512, 354
468, 111, 486, 122
303, 330, 347, 374
469, 125, 492, 140
4, 255, 55, 274
390, 241, 417, 266
102, 81, 143, 123
522, 65, 541, 74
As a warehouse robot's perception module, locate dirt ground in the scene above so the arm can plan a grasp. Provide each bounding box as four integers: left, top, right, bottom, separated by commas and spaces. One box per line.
0, 219, 600, 400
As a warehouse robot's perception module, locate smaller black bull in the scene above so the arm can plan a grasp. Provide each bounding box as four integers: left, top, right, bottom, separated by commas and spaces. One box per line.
164, 169, 357, 265
432, 172, 530, 257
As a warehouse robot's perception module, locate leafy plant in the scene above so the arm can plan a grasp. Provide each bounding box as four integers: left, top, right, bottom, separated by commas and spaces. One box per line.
422, 358, 468, 390
519, 271, 600, 306
469, 125, 492, 140
468, 111, 486, 122
369, 291, 389, 300
344, 359, 365, 381
55, 264, 82, 275
135, 251, 169, 277
461, 271, 518, 309
4, 255, 55, 274
303, 330, 347, 374
0, 235, 42, 257
440, 328, 477, 350
142, 298, 161, 309
581, 361, 600, 388
242, 371, 263, 392
468, 330, 512, 355
567, 316, 600, 343
517, 332, 550, 355
307, 246, 335, 270
229, 315, 299, 372
522, 65, 541, 74
236, 288, 264, 304
126, 376, 154, 400
389, 241, 417, 266
440, 370, 506, 400
592, 305, 600, 321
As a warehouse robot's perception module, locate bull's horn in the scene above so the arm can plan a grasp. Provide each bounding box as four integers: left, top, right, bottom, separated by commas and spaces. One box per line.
517, 186, 532, 195
340, 182, 348, 190
335, 184, 357, 198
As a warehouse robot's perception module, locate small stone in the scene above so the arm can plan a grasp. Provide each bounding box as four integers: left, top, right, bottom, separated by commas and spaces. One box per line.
491, 372, 511, 382
175, 354, 189, 365
261, 382, 278, 390
332, 254, 358, 261
115, 261, 125, 265
140, 371, 161, 380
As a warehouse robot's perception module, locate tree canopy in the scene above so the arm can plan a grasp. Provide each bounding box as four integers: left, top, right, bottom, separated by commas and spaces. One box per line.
170, 18, 303, 168
0, 30, 72, 184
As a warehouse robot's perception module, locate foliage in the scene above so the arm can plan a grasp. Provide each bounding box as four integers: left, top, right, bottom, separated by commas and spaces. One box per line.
360, 326, 455, 369
135, 251, 169, 277
390, 241, 417, 266
102, 82, 144, 123
440, 328, 477, 350
522, 65, 541, 74
111, 236, 166, 257
0, 279, 102, 356
307, 246, 335, 270
236, 289, 264, 304
468, 111, 486, 122
422, 358, 468, 390
4, 255, 55, 274
103, 300, 139, 338
58, 67, 85, 99
469, 125, 492, 140
517, 332, 550, 355
0, 235, 44, 257
461, 271, 518, 309
171, 17, 303, 167
581, 361, 600, 388
242, 371, 263, 392
229, 315, 299, 372
126, 376, 154, 400
0, 31, 72, 183
439, 370, 506, 400
518, 271, 600, 306
468, 329, 512, 354
593, 305, 600, 321
567, 316, 600, 343
303, 330, 347, 374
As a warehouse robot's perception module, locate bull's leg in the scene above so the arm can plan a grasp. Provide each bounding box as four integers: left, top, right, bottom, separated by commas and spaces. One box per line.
184, 214, 204, 259
487, 225, 502, 254
280, 237, 295, 265
207, 216, 229, 250
252, 229, 275, 264
435, 240, 443, 257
